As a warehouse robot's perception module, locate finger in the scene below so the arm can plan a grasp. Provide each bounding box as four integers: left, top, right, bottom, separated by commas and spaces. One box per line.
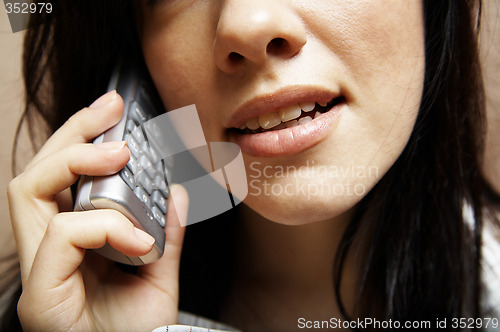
13, 141, 130, 200
26, 90, 124, 169
26, 209, 155, 286
138, 185, 188, 288
9, 141, 130, 279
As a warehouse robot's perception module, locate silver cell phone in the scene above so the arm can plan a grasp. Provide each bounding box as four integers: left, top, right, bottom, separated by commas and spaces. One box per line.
74, 61, 169, 265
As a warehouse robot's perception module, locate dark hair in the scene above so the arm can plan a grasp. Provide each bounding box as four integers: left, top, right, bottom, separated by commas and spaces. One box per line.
3, 0, 499, 330
334, 0, 498, 325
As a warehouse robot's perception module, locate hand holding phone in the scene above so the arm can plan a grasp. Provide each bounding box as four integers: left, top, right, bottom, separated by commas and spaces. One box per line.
9, 86, 187, 331
75, 61, 171, 265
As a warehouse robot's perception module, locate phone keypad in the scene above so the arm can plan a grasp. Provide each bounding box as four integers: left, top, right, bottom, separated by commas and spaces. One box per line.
120, 98, 168, 228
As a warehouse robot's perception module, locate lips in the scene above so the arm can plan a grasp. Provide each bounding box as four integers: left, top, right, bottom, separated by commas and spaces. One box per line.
226, 87, 346, 157
239, 97, 344, 133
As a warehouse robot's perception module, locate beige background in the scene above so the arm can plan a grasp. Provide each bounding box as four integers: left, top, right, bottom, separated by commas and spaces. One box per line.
0, 0, 498, 304
0, 5, 24, 311
0, 8, 24, 262
482, 1, 500, 194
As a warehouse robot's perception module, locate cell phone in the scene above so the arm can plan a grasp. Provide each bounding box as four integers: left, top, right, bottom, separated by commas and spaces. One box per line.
74, 61, 169, 265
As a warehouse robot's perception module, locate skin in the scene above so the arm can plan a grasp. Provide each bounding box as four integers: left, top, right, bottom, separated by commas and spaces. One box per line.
138, 0, 425, 225
9, 1, 425, 331
138, 0, 425, 330
8, 92, 188, 331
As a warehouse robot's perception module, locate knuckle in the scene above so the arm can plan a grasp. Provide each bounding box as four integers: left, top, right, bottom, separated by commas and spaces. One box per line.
17, 291, 33, 323
102, 209, 128, 225
65, 108, 89, 128
7, 174, 30, 201
64, 109, 92, 141
62, 142, 83, 157
46, 213, 67, 236
99, 209, 133, 233
7, 176, 22, 197
60, 143, 93, 172
17, 291, 40, 331
17, 293, 27, 318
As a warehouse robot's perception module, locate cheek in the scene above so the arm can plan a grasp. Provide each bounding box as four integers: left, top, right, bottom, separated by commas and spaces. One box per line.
316, 0, 425, 159
140, 9, 216, 111
140, 11, 227, 141
304, 0, 425, 97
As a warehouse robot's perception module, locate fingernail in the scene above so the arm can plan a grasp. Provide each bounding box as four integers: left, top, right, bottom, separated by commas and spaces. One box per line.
134, 228, 155, 246
89, 90, 117, 109
95, 141, 127, 150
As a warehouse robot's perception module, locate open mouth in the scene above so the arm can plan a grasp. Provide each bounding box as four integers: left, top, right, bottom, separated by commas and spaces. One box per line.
234, 96, 345, 134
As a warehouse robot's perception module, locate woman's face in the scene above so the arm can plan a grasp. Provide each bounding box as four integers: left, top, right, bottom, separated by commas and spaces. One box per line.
138, 0, 425, 225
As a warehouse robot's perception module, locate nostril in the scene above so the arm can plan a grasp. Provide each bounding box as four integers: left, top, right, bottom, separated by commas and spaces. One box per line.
266, 38, 289, 55
228, 52, 244, 63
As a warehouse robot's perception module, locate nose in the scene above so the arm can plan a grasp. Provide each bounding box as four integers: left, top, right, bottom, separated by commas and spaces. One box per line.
213, 0, 307, 74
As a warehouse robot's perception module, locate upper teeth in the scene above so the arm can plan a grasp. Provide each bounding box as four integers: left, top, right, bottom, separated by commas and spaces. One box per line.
242, 102, 324, 130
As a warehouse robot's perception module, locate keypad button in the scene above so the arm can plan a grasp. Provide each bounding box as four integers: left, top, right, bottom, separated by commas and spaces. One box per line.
152, 190, 167, 215
154, 175, 169, 197
151, 206, 166, 227
129, 101, 151, 124
138, 154, 152, 171
153, 163, 163, 182
140, 141, 151, 159
149, 146, 160, 165
155, 160, 164, 175
132, 126, 145, 143
125, 119, 138, 134
133, 187, 152, 208
120, 167, 135, 190
127, 155, 138, 175
139, 155, 156, 179
127, 136, 141, 159
136, 171, 154, 195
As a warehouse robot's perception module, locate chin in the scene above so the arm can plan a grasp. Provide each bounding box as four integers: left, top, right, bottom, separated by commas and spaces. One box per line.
242, 189, 362, 226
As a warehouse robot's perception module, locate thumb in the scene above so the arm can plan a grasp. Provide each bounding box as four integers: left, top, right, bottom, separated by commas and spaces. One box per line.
139, 184, 188, 284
